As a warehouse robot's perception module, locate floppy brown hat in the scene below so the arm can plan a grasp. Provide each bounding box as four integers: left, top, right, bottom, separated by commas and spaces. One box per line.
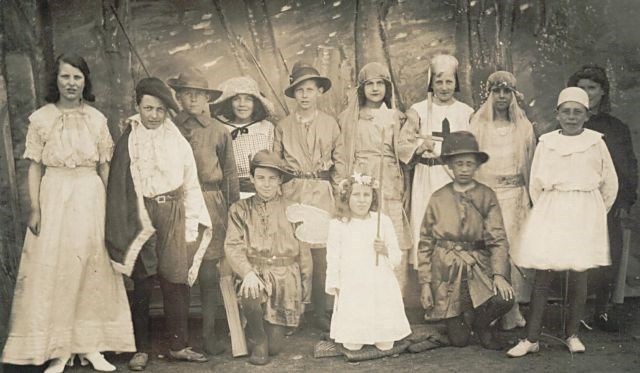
250, 149, 295, 182
136, 77, 180, 112
284, 62, 332, 98
439, 131, 489, 164
167, 68, 222, 102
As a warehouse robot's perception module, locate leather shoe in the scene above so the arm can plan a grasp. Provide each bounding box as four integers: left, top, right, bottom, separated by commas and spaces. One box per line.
169, 347, 209, 362
128, 352, 148, 371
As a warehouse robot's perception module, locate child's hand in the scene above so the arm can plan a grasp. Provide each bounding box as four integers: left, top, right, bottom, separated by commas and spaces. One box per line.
240, 271, 266, 299
374, 238, 388, 257
420, 284, 433, 310
493, 275, 514, 301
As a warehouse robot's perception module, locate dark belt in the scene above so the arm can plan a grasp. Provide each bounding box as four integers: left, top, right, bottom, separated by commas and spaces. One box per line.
248, 256, 297, 267
144, 187, 184, 204
436, 239, 485, 251
418, 157, 443, 166
201, 182, 221, 192
294, 170, 332, 180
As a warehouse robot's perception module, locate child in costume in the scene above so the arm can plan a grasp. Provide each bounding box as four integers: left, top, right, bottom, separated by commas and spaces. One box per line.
326, 172, 411, 351
507, 87, 618, 357
418, 131, 514, 350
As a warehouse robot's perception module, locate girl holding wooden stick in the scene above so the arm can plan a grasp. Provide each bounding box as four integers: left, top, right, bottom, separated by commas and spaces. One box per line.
325, 172, 411, 352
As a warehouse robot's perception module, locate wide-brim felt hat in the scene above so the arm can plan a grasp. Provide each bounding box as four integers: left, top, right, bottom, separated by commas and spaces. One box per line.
284, 62, 332, 98
167, 68, 222, 102
136, 77, 180, 112
212, 76, 275, 118
250, 149, 295, 182
439, 131, 489, 164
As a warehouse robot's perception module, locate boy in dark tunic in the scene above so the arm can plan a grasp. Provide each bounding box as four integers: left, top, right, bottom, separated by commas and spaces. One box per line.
225, 150, 312, 365
168, 68, 240, 355
418, 131, 514, 350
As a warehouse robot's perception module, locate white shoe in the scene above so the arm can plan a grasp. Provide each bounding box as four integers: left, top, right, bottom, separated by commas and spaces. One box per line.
80, 352, 116, 372
506, 339, 539, 358
44, 356, 70, 373
566, 335, 586, 353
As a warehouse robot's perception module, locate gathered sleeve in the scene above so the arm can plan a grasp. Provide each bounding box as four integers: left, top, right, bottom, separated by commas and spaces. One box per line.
482, 190, 510, 279
330, 119, 347, 189
23, 117, 46, 163
599, 140, 619, 212
97, 114, 114, 163
396, 108, 422, 165
325, 219, 342, 295
224, 202, 254, 278
382, 214, 402, 268
220, 130, 240, 204
528, 143, 544, 204
298, 241, 313, 303
417, 203, 436, 284
182, 140, 210, 239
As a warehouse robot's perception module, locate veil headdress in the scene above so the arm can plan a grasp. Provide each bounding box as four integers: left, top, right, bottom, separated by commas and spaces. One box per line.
339, 62, 397, 175
469, 71, 535, 186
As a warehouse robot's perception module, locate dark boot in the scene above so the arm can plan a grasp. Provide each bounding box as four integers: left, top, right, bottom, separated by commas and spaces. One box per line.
265, 323, 286, 356
199, 261, 226, 356
312, 247, 330, 332
241, 297, 270, 366
472, 294, 513, 350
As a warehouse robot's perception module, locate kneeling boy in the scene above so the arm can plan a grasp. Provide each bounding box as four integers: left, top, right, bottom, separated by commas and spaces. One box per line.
224, 150, 312, 365
417, 131, 514, 350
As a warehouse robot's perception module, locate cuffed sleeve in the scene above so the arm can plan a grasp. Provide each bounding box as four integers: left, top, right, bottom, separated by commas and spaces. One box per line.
97, 113, 114, 163
224, 202, 254, 278
325, 219, 341, 295
417, 203, 436, 284
483, 190, 510, 279
383, 214, 402, 268
221, 131, 240, 204
298, 241, 313, 303
396, 108, 423, 165
23, 120, 45, 163
599, 140, 619, 212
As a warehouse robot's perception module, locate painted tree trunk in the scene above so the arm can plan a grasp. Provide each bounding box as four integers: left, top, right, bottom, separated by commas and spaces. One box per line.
354, 0, 404, 110
101, 0, 135, 138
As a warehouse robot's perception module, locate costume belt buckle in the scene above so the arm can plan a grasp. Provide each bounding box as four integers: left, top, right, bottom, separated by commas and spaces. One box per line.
156, 195, 167, 203
454, 244, 463, 251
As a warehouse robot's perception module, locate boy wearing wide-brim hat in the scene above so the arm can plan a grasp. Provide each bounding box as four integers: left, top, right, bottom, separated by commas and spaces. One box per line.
106, 77, 213, 367
167, 68, 240, 357
274, 62, 346, 331
224, 150, 312, 365
417, 131, 514, 351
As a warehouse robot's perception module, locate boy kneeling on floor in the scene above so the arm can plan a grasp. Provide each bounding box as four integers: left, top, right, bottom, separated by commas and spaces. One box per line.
417, 131, 514, 350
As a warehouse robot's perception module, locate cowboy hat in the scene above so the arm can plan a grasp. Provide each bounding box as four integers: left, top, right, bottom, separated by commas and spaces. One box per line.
284, 62, 332, 98
250, 150, 295, 182
167, 68, 222, 102
439, 131, 489, 164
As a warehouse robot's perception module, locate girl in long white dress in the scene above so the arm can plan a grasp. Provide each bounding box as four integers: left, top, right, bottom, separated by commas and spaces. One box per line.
470, 71, 536, 330
1, 54, 134, 372
326, 173, 411, 351
507, 87, 618, 358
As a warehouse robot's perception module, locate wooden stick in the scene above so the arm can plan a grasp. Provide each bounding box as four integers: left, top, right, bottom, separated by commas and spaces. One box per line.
376, 127, 386, 266
2, 105, 22, 245
612, 222, 632, 304
219, 259, 248, 357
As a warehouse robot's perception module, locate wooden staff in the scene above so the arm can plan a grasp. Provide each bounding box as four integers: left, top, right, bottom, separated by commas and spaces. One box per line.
376, 127, 386, 266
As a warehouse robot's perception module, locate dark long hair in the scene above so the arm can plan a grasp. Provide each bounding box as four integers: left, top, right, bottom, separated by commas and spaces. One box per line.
357, 80, 393, 108
567, 64, 610, 113
45, 53, 95, 103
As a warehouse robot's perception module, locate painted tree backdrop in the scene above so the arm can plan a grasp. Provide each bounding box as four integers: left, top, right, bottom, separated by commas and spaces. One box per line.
2, 0, 640, 357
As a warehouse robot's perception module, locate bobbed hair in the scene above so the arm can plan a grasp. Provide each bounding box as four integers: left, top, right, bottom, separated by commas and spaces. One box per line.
45, 53, 95, 103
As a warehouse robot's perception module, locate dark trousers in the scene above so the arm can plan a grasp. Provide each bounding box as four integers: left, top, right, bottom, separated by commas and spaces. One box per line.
526, 270, 587, 342
445, 292, 513, 347
198, 258, 221, 350
311, 247, 327, 318
129, 274, 190, 352
591, 209, 623, 312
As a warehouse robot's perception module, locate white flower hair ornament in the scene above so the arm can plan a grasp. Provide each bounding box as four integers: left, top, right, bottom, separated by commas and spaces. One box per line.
338, 172, 380, 197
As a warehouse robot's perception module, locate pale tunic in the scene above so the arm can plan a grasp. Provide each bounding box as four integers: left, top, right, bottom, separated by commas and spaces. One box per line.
476, 125, 533, 302
326, 214, 411, 345
403, 99, 473, 265
2, 104, 135, 365
514, 129, 618, 271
